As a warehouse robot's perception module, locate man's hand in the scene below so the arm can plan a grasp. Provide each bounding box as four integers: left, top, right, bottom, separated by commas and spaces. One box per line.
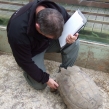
66, 33, 79, 44
46, 78, 59, 89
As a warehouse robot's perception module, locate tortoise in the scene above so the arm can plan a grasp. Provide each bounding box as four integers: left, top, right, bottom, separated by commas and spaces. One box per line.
56, 66, 103, 109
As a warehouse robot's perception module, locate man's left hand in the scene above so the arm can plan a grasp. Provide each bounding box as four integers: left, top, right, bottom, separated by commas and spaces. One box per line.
66, 33, 79, 44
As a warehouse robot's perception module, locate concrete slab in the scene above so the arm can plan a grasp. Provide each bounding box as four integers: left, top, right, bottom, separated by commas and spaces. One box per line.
0, 53, 109, 109
88, 15, 97, 20
83, 7, 92, 12
90, 7, 98, 13
78, 6, 85, 11
97, 8, 106, 14
84, 22, 94, 31
93, 23, 102, 32
96, 16, 104, 22
104, 8, 109, 14
102, 24, 109, 34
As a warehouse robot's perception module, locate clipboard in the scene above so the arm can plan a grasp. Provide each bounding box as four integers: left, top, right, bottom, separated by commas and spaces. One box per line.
59, 9, 87, 49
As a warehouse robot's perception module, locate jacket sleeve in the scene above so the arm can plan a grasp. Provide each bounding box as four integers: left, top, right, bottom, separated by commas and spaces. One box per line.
9, 42, 49, 84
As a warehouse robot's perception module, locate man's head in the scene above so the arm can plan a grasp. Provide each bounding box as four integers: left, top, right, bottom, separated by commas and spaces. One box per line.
35, 8, 64, 39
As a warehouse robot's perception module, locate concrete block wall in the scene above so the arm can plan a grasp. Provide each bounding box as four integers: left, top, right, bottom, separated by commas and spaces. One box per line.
1, 25, 109, 73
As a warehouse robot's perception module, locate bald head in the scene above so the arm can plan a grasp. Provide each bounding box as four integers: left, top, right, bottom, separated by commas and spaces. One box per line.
35, 8, 64, 39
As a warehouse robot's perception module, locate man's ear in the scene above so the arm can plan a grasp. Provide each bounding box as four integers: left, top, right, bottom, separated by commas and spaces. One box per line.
35, 23, 40, 30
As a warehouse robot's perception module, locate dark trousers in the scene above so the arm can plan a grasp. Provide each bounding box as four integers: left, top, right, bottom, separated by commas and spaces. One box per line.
24, 39, 80, 90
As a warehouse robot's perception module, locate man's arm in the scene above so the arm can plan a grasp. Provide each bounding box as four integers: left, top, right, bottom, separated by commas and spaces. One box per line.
10, 42, 49, 84
66, 33, 79, 44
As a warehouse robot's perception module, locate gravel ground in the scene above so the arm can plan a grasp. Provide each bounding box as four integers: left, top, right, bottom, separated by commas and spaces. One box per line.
0, 53, 109, 109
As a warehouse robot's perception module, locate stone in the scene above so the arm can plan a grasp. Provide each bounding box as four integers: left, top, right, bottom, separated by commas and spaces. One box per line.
57, 66, 103, 109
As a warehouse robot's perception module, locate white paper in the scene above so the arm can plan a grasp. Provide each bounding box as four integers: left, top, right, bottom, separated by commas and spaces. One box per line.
59, 10, 84, 48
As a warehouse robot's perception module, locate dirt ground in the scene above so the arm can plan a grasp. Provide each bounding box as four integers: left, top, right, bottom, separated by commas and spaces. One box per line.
0, 53, 109, 109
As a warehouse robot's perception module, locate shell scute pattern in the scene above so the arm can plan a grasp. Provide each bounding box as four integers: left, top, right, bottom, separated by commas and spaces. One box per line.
57, 66, 103, 109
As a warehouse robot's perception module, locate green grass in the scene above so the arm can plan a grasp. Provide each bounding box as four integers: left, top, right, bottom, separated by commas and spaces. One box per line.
0, 17, 9, 26
79, 30, 109, 44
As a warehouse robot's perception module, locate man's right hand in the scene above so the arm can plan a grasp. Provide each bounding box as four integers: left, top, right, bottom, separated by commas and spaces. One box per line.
46, 78, 59, 89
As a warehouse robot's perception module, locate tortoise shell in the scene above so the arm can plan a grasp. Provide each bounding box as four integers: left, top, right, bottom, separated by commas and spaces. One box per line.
57, 66, 103, 109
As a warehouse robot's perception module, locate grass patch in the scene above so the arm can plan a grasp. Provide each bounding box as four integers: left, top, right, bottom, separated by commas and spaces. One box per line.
0, 17, 9, 26
79, 30, 109, 44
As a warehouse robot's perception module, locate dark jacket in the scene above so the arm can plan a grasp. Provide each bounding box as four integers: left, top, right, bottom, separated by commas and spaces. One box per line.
7, 0, 70, 84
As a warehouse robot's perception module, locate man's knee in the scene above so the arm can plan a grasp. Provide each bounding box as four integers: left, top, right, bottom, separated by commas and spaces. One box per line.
23, 72, 47, 90
70, 39, 80, 52
75, 39, 80, 50
62, 39, 80, 55
60, 39, 80, 68
32, 83, 47, 90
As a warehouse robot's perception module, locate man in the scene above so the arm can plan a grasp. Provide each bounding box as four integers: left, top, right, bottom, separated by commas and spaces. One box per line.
7, 0, 79, 90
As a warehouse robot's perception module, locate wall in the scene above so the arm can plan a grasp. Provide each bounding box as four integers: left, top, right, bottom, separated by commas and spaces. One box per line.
1, 26, 109, 73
